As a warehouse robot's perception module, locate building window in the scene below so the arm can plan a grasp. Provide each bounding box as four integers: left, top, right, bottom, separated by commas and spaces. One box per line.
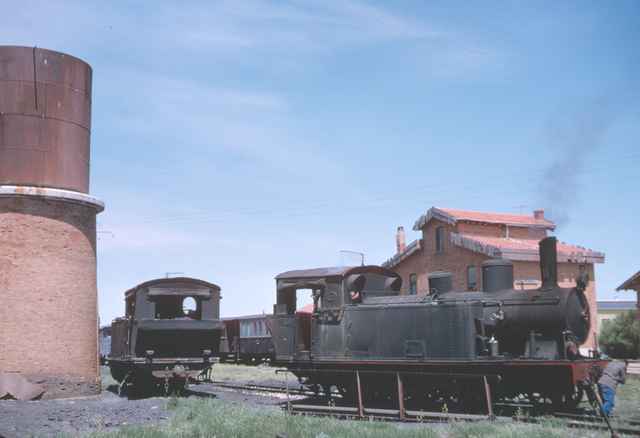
435, 226, 445, 253
467, 266, 477, 291
409, 274, 417, 295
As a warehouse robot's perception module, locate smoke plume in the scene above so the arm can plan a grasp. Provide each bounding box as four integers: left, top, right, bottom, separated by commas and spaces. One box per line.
537, 98, 618, 229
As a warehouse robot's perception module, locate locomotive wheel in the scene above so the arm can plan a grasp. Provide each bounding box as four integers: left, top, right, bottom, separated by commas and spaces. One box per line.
168, 378, 188, 396
109, 364, 127, 383
128, 373, 155, 399
338, 384, 356, 403
527, 392, 545, 407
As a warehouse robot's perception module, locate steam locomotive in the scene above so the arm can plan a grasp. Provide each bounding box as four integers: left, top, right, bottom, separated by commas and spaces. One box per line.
108, 277, 224, 395
269, 237, 606, 410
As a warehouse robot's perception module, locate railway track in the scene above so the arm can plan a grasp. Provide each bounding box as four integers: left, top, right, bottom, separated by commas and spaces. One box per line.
190, 380, 317, 397
286, 403, 640, 436
188, 380, 640, 436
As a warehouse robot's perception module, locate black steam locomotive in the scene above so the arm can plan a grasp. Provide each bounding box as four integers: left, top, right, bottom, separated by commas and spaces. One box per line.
108, 277, 224, 395
269, 237, 606, 411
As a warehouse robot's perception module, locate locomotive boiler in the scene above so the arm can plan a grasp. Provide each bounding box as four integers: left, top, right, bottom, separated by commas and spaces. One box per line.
108, 277, 224, 395
269, 237, 605, 411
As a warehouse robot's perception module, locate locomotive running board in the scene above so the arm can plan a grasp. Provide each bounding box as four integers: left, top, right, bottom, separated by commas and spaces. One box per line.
280, 369, 496, 422
287, 403, 494, 422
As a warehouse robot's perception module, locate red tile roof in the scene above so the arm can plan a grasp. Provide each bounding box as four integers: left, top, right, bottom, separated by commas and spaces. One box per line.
413, 207, 555, 231
296, 303, 315, 314
451, 233, 604, 263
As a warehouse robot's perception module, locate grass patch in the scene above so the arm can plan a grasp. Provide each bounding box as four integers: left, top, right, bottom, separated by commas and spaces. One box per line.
210, 363, 280, 383
101, 363, 281, 388
85, 397, 610, 438
610, 374, 640, 420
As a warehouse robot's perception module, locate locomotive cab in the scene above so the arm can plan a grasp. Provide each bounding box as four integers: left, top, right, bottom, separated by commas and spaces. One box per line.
270, 266, 403, 363
108, 277, 225, 391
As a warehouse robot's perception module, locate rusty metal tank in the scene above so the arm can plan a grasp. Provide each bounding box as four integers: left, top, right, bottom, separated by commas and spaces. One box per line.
0, 46, 92, 193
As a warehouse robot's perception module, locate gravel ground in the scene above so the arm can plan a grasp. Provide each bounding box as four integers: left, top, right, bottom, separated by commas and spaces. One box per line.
0, 372, 290, 438
0, 390, 171, 438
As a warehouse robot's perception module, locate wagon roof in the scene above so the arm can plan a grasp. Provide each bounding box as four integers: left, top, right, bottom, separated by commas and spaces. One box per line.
124, 277, 221, 297
221, 314, 268, 321
275, 265, 399, 281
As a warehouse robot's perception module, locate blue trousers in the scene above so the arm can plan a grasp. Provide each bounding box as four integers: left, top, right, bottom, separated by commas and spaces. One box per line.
598, 384, 616, 416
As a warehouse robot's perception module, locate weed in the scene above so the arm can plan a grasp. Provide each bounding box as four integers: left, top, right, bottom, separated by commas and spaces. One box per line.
85, 397, 612, 438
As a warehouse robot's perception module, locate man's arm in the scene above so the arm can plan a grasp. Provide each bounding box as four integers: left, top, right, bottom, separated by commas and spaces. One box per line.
618, 363, 627, 384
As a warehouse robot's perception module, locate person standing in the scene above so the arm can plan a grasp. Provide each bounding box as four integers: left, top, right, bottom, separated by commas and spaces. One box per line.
598, 360, 628, 416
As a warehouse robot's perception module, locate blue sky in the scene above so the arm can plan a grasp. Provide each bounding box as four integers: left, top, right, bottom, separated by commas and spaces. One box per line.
3, 1, 639, 323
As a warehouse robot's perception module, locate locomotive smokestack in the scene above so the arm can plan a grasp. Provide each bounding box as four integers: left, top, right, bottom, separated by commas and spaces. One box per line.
396, 226, 406, 253
539, 236, 558, 290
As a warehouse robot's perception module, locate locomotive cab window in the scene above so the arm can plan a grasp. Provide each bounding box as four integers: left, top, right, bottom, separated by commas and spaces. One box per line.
182, 296, 198, 318
154, 295, 202, 320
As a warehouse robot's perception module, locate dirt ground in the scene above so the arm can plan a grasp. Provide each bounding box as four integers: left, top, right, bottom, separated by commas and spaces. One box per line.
0, 366, 290, 438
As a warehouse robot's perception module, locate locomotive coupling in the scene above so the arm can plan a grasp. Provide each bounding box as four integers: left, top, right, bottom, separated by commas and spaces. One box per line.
172, 364, 188, 379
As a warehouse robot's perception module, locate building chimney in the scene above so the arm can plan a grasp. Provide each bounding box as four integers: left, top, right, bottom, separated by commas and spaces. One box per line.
533, 209, 545, 220
396, 226, 406, 254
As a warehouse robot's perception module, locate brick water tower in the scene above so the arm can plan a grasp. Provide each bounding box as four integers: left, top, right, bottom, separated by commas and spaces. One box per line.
0, 46, 104, 398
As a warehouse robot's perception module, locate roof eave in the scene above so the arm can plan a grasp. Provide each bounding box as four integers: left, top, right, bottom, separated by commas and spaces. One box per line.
499, 248, 605, 264
450, 232, 605, 264
413, 207, 456, 231
449, 232, 504, 258
382, 239, 422, 268
616, 270, 640, 291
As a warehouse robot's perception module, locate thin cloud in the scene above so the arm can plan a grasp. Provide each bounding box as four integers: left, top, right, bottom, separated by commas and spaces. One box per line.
2, 1, 503, 78
176, 0, 441, 53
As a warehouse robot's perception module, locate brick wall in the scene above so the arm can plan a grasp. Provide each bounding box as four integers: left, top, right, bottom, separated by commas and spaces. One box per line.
0, 196, 99, 398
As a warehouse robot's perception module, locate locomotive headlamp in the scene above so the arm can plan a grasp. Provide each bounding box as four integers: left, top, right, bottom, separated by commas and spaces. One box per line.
145, 350, 155, 356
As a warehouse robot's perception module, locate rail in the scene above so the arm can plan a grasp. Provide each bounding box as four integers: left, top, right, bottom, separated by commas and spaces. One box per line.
187, 377, 640, 437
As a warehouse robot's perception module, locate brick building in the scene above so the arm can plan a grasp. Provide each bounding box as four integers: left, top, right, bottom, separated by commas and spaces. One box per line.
383, 207, 605, 350
616, 270, 640, 319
